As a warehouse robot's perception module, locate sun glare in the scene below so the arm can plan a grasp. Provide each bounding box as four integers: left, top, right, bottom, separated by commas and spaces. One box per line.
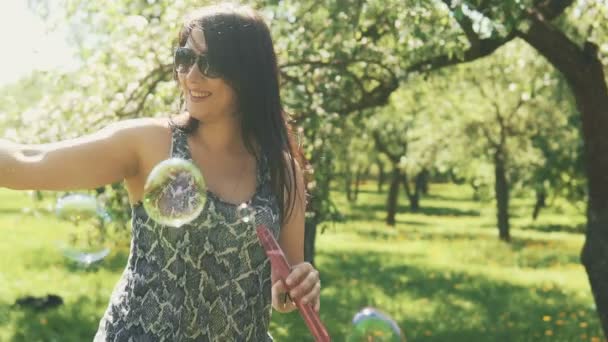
0, 1, 74, 86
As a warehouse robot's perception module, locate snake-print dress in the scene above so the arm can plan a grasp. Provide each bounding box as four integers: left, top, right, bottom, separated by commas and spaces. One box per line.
94, 125, 281, 341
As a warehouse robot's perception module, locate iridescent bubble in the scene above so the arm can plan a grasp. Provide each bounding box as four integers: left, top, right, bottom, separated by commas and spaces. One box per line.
60, 245, 111, 267
347, 307, 405, 342
143, 158, 206, 228
55, 194, 111, 266
56, 194, 106, 223
236, 202, 256, 224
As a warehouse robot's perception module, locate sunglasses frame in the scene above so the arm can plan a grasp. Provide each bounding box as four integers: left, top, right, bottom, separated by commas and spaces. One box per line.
174, 47, 221, 79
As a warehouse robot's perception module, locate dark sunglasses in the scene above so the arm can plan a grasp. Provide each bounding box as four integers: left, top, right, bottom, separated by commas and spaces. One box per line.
174, 47, 222, 78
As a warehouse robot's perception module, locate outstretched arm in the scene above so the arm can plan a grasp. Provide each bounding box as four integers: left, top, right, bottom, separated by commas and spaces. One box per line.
0, 119, 147, 191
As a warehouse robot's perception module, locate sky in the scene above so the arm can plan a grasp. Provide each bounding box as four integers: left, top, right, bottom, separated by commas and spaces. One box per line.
0, 1, 74, 86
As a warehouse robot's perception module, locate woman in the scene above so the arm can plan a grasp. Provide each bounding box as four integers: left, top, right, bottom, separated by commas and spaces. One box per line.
0, 3, 321, 341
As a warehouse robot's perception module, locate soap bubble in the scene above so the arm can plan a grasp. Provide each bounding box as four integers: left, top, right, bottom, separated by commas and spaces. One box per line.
143, 158, 206, 228
237, 202, 256, 224
59, 245, 111, 267
56, 194, 103, 223
347, 307, 405, 342
55, 194, 111, 266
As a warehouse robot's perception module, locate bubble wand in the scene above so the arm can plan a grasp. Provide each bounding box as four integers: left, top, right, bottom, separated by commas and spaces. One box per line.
255, 225, 331, 342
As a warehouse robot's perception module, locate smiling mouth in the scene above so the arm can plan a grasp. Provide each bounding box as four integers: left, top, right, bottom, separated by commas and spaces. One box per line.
189, 90, 212, 101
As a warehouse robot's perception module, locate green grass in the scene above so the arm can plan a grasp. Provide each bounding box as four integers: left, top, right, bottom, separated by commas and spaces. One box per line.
0, 182, 603, 341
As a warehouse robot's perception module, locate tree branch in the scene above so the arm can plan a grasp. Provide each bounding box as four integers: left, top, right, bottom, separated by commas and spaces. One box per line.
406, 32, 517, 75
533, 0, 576, 20
406, 0, 573, 77
373, 131, 402, 163
441, 0, 482, 51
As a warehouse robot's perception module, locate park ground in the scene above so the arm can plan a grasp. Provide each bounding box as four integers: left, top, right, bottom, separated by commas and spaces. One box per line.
0, 182, 603, 341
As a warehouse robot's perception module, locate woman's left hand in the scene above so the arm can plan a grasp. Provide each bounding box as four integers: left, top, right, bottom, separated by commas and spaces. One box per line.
272, 262, 321, 313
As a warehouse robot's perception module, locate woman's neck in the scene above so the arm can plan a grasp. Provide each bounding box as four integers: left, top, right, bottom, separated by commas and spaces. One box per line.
192, 116, 248, 156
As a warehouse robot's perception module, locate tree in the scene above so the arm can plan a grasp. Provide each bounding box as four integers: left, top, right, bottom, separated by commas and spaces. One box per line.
16, 0, 608, 334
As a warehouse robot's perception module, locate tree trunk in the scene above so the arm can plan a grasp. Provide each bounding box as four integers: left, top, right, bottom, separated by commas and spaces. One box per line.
303, 147, 333, 267
377, 160, 385, 193
532, 189, 546, 221
304, 218, 317, 266
386, 166, 401, 226
401, 173, 420, 212
345, 170, 354, 202
353, 167, 364, 201
470, 181, 481, 201
519, 11, 608, 335
494, 149, 510, 241
409, 192, 420, 212
416, 169, 429, 195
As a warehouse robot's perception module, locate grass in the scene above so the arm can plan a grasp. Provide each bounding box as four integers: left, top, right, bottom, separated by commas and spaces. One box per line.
0, 182, 603, 341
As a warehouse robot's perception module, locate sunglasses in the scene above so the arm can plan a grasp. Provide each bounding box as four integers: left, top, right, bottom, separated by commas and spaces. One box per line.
174, 47, 222, 78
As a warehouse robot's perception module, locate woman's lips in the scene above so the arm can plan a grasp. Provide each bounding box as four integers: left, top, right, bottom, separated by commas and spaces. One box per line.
189, 90, 211, 102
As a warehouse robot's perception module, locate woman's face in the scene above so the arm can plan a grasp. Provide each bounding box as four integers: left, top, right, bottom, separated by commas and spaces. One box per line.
177, 27, 238, 123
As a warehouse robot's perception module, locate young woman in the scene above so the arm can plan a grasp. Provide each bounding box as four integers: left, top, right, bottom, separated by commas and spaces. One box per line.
0, 3, 321, 341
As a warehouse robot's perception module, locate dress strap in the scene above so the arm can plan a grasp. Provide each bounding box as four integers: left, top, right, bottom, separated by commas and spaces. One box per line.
168, 124, 192, 160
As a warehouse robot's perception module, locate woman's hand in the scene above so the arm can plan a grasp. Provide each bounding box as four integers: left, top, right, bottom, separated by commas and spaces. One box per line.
271, 262, 321, 313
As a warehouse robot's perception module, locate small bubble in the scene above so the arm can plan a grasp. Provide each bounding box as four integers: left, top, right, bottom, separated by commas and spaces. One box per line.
237, 202, 256, 224
347, 307, 405, 341
60, 246, 111, 267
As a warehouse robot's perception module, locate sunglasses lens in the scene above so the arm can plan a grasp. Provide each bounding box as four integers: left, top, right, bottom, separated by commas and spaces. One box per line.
174, 48, 195, 73
197, 56, 221, 78
175, 47, 221, 78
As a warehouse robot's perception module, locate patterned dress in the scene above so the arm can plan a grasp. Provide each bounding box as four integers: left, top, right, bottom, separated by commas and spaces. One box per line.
94, 125, 281, 341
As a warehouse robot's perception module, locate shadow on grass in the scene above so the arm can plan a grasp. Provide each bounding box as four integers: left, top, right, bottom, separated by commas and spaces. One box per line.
521, 223, 585, 234
349, 203, 480, 220
270, 250, 603, 342
424, 193, 474, 202
2, 295, 105, 342
0, 208, 26, 215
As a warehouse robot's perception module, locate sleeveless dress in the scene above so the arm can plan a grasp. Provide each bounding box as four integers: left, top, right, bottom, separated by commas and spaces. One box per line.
93, 125, 281, 341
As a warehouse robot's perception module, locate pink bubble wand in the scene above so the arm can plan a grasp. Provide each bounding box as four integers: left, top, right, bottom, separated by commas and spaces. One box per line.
256, 225, 331, 342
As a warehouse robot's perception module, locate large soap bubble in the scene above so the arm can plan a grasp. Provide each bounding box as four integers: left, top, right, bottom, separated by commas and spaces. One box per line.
347, 307, 405, 342
143, 158, 206, 228
55, 194, 111, 267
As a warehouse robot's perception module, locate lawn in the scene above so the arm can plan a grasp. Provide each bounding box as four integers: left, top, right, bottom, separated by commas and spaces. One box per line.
0, 182, 603, 341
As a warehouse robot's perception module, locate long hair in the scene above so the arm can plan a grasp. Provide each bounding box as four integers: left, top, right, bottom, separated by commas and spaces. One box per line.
171, 3, 303, 223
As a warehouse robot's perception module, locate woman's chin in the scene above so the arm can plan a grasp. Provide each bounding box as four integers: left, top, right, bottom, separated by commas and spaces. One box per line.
186, 106, 206, 119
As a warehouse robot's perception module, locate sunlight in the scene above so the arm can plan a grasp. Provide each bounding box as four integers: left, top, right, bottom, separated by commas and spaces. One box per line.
0, 1, 74, 86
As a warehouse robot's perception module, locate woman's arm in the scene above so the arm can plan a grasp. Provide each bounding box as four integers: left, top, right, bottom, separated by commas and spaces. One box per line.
0, 119, 149, 191
278, 158, 306, 265
271, 158, 321, 313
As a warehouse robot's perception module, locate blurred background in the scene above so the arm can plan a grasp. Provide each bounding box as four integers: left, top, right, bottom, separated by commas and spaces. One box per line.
0, 0, 607, 341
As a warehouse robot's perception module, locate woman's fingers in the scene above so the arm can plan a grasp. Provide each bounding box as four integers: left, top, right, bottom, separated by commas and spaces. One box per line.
273, 262, 322, 313
285, 262, 312, 288
288, 267, 319, 301
271, 279, 296, 313
300, 280, 321, 306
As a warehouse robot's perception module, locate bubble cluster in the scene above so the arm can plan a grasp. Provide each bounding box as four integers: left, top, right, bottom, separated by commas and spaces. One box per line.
143, 158, 206, 228
347, 307, 405, 342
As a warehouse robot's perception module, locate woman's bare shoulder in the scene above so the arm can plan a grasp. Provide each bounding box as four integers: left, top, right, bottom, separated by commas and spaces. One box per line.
124, 116, 174, 154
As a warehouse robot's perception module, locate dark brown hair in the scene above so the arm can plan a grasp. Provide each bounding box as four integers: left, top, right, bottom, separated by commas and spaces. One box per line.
171, 3, 304, 223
